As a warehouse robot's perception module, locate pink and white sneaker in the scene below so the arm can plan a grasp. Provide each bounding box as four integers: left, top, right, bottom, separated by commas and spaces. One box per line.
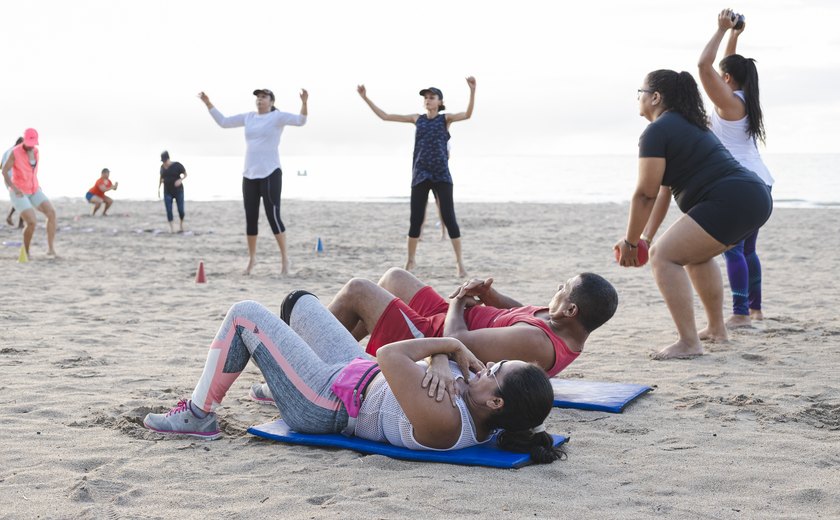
248, 383, 275, 405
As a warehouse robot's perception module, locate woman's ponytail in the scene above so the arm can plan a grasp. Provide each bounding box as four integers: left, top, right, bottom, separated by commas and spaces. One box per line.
485, 364, 564, 464
497, 429, 566, 464
720, 54, 766, 144
647, 70, 709, 130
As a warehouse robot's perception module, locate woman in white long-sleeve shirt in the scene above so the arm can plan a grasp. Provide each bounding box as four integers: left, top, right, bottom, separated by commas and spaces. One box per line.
199, 88, 308, 275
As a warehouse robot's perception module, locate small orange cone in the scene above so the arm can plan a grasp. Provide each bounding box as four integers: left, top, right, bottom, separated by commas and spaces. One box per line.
18, 246, 28, 263
195, 260, 207, 283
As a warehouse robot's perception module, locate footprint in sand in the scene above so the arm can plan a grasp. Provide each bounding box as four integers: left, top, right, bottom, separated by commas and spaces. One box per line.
741, 353, 766, 362
799, 402, 840, 430
54, 353, 108, 369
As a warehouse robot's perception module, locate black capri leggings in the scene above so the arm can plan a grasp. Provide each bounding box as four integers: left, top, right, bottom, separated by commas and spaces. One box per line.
242, 168, 284, 236
408, 180, 460, 239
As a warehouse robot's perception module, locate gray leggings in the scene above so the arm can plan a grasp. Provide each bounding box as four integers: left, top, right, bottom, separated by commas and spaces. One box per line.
190, 297, 367, 434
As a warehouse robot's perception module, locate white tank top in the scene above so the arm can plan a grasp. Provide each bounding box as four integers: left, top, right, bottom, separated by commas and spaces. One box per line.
709, 90, 774, 186
354, 361, 489, 451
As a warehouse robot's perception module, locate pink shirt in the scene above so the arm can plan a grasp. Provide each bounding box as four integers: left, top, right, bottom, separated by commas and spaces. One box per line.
465, 305, 580, 377
10, 144, 39, 195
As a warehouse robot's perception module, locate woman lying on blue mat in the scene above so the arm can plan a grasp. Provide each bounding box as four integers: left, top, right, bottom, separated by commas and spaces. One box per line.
143, 291, 564, 464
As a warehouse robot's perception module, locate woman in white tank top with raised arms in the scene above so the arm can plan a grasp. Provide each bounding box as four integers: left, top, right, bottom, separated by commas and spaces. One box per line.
143, 291, 563, 465
698, 8, 774, 330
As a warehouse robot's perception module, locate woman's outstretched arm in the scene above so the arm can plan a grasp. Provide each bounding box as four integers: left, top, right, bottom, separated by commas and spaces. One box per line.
357, 85, 417, 123
724, 18, 745, 56
697, 9, 745, 119
198, 91, 246, 128
446, 76, 476, 124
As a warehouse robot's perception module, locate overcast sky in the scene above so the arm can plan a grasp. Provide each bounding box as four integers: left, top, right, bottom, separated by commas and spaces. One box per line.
2, 0, 839, 166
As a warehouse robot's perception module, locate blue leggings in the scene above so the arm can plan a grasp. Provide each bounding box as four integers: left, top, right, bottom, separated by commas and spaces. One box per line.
723, 228, 762, 316
163, 188, 185, 222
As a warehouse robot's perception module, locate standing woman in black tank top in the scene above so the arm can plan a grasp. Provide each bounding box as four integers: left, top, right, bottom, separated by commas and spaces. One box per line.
357, 77, 476, 278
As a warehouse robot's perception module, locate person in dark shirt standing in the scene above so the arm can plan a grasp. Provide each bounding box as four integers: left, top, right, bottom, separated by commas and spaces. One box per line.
158, 151, 188, 233
357, 78, 476, 278
614, 69, 772, 361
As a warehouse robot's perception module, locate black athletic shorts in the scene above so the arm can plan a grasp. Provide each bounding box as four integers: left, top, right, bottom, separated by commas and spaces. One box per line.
687, 180, 772, 245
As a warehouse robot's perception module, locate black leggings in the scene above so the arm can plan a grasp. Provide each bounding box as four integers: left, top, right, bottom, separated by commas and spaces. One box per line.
408, 180, 460, 239
242, 168, 284, 236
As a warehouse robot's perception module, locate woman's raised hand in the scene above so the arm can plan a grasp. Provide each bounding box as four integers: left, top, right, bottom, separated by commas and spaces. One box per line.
356, 84, 367, 99
717, 8, 736, 31
197, 91, 211, 107
300, 88, 309, 103
466, 76, 476, 90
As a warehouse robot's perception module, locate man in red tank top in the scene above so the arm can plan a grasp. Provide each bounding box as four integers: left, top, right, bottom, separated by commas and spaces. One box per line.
328, 268, 618, 378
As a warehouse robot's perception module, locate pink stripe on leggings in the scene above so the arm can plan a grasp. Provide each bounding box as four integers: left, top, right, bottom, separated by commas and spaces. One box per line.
198, 315, 339, 412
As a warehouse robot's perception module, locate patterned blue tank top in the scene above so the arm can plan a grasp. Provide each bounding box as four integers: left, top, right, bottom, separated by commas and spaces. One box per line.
411, 114, 451, 186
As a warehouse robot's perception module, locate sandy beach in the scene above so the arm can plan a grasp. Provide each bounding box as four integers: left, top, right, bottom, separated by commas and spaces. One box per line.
1, 198, 838, 519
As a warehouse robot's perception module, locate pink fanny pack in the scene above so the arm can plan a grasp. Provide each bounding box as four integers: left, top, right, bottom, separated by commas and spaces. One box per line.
331, 358, 380, 418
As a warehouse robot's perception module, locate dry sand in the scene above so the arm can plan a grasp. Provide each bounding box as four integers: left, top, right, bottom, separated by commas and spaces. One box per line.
1, 198, 838, 519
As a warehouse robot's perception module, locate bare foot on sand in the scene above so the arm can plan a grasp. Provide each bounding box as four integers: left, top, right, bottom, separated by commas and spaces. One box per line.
698, 326, 729, 342
749, 309, 764, 321
457, 266, 468, 278
244, 257, 255, 275
405, 259, 416, 272
280, 259, 289, 276
651, 339, 704, 360
726, 314, 753, 329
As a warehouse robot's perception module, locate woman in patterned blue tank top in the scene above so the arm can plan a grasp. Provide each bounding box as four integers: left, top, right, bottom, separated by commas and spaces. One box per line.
358, 77, 476, 278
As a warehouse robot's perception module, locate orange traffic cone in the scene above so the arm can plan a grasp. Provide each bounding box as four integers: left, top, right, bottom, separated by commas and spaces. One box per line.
195, 260, 207, 283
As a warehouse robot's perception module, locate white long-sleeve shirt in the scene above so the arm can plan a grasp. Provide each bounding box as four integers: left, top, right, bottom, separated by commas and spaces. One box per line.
209, 108, 306, 180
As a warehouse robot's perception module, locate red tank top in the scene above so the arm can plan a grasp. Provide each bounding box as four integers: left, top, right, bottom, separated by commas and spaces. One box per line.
465, 305, 579, 377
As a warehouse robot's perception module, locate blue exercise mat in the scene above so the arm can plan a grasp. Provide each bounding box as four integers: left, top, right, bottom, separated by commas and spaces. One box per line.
248, 419, 567, 469
552, 379, 652, 413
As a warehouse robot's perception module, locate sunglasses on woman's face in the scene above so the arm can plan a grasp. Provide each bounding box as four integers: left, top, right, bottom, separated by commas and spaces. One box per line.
488, 360, 508, 394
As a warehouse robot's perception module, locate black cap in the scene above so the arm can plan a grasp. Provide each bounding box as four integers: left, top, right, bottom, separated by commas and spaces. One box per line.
253, 89, 275, 101
419, 87, 443, 99
161, 151, 170, 162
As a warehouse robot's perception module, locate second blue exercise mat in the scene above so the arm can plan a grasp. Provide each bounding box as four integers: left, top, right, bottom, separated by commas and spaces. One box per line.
248, 419, 567, 469
552, 379, 652, 413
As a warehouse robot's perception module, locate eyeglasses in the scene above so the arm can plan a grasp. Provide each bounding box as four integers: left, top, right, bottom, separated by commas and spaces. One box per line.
488, 360, 508, 395
637, 88, 655, 100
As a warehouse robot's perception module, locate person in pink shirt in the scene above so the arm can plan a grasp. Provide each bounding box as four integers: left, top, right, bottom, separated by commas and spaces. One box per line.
1, 128, 57, 258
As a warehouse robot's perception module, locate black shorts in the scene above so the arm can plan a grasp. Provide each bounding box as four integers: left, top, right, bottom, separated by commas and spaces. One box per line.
687, 180, 772, 245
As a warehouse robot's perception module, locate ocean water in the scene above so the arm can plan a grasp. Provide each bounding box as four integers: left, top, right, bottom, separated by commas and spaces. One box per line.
43, 153, 840, 208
